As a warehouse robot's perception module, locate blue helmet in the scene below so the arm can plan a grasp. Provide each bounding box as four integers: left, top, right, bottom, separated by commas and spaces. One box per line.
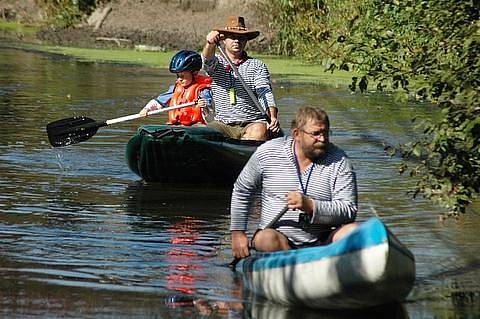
169, 50, 202, 73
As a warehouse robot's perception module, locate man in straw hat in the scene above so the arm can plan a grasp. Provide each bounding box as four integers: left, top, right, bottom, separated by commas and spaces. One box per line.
202, 16, 280, 141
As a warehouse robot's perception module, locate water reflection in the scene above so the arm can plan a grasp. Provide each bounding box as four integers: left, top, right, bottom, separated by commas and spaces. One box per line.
169, 292, 409, 318
246, 301, 409, 319
165, 216, 203, 294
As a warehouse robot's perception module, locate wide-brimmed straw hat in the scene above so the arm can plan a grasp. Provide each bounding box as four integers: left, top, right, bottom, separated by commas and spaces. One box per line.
213, 16, 260, 40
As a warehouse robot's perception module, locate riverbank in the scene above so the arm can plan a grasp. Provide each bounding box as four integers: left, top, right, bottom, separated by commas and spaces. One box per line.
0, 0, 272, 51
0, 0, 357, 87
0, 36, 354, 87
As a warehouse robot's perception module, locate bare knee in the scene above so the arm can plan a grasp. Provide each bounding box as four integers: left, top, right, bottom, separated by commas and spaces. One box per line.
242, 123, 268, 141
331, 222, 359, 243
253, 229, 290, 252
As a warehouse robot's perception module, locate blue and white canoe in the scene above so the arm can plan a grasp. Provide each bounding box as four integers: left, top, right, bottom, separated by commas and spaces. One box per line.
236, 218, 415, 310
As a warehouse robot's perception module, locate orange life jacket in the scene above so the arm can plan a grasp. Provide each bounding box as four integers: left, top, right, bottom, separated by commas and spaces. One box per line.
168, 74, 212, 126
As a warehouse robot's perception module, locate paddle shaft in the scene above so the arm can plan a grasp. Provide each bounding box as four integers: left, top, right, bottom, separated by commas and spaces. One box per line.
264, 205, 289, 229
105, 101, 196, 125
46, 100, 197, 147
216, 45, 271, 123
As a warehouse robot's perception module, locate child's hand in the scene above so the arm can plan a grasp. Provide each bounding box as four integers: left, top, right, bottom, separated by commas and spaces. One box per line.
140, 99, 161, 117
197, 98, 207, 109
145, 99, 161, 110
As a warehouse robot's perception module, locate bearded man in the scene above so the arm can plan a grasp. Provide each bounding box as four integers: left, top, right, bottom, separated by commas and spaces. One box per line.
230, 106, 359, 258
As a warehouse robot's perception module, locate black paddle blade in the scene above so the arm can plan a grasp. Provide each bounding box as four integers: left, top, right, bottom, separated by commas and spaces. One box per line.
46, 116, 102, 147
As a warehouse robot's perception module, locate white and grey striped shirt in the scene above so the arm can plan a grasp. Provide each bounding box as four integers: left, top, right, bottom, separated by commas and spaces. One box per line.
231, 136, 358, 244
202, 53, 277, 124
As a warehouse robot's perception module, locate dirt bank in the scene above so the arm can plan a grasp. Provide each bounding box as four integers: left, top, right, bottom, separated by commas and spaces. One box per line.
0, 0, 274, 52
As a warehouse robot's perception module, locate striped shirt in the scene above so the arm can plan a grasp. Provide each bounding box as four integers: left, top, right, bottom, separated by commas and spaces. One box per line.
202, 53, 277, 124
230, 136, 358, 244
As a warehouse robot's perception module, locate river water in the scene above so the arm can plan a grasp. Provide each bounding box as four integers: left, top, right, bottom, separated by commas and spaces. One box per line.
0, 45, 479, 318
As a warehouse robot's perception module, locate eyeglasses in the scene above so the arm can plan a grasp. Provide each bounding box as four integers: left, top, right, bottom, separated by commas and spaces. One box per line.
300, 129, 329, 139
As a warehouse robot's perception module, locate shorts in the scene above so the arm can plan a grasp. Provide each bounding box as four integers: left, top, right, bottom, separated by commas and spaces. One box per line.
287, 230, 333, 249
207, 120, 260, 139
250, 227, 336, 250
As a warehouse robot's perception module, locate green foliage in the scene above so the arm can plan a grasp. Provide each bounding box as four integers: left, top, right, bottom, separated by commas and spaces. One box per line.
260, 0, 359, 62
35, 0, 97, 28
259, 0, 366, 79
341, 0, 479, 216
265, 0, 480, 216
410, 104, 480, 215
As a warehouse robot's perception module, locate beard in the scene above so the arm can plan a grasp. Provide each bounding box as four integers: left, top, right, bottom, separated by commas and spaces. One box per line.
303, 142, 329, 160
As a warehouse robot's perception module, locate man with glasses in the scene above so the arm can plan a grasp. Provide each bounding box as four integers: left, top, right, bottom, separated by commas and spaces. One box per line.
230, 107, 358, 258
202, 16, 280, 141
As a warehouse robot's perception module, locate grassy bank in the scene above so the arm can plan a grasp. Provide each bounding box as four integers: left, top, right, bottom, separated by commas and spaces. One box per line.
38, 44, 354, 86
0, 20, 38, 34
1, 38, 354, 87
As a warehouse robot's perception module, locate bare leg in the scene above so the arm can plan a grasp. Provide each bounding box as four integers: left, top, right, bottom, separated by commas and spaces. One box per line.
242, 122, 268, 141
330, 222, 359, 243
252, 229, 290, 252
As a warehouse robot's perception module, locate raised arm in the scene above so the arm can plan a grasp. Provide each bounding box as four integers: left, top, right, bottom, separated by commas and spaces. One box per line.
202, 31, 223, 62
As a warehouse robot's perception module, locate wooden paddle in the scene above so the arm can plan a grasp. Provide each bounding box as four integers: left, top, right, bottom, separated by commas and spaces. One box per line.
46, 101, 196, 147
229, 204, 289, 270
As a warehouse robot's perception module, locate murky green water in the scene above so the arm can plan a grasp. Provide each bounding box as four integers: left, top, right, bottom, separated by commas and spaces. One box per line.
0, 45, 479, 318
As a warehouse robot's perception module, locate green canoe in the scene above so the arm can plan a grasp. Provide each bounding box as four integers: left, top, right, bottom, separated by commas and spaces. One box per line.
125, 125, 264, 183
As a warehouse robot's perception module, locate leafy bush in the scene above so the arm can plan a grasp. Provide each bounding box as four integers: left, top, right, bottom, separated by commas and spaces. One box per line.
341, 0, 479, 216
260, 0, 359, 63
35, 0, 97, 28
264, 0, 480, 216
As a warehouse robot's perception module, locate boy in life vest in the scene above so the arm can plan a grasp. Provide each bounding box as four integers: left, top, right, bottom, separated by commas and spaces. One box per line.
139, 50, 213, 126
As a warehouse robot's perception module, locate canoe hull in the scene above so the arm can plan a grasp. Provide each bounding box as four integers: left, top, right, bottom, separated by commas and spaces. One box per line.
237, 218, 415, 309
125, 125, 261, 183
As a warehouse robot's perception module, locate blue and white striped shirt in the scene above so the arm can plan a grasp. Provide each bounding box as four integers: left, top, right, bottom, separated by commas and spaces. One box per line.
202, 53, 277, 124
230, 136, 358, 244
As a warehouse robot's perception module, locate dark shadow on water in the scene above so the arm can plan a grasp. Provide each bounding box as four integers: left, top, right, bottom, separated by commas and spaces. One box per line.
124, 181, 232, 218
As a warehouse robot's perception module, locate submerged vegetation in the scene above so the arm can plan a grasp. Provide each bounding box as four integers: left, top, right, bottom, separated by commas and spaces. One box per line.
263, 0, 479, 216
